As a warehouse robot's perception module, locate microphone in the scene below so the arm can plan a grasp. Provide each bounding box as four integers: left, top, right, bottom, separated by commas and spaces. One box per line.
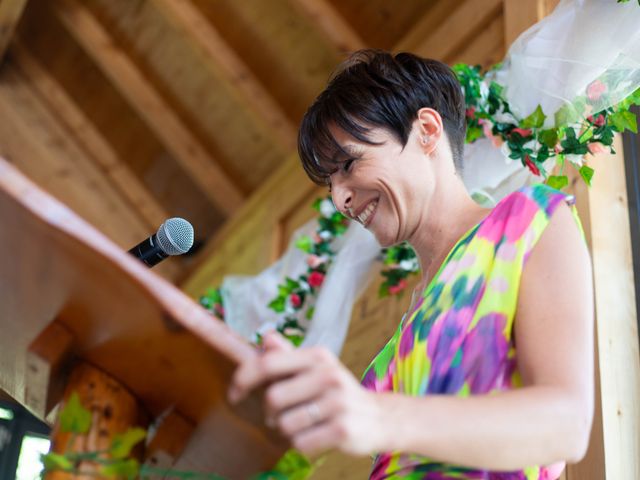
128, 218, 194, 267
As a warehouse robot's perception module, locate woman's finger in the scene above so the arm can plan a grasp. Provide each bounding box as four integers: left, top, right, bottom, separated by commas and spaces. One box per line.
265, 365, 340, 415
262, 331, 295, 352
229, 347, 333, 403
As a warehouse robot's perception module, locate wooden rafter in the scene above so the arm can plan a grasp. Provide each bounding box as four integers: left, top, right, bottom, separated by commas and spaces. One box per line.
0, 0, 28, 64
12, 40, 169, 231
52, 0, 244, 216
290, 0, 366, 54
395, 0, 503, 60
152, 0, 297, 152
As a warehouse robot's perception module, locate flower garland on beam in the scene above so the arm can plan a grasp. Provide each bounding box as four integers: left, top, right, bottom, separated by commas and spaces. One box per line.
455, 64, 640, 189
201, 65, 640, 346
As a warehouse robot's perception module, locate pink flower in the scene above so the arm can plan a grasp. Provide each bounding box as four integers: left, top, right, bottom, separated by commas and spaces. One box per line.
388, 279, 408, 295
308, 271, 325, 288
214, 305, 225, 318
524, 155, 541, 176
289, 293, 302, 308
465, 106, 476, 118
587, 114, 605, 126
587, 80, 607, 102
587, 142, 607, 155
479, 119, 503, 147
511, 127, 532, 138
306, 254, 326, 269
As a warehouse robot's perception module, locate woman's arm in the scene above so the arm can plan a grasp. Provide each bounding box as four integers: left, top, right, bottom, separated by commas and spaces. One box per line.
229, 203, 594, 470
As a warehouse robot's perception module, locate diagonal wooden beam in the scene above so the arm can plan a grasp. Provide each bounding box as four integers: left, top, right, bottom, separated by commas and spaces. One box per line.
0, 0, 28, 64
52, 0, 244, 216
12, 40, 169, 231
152, 0, 296, 151
395, 0, 503, 60
290, 0, 366, 54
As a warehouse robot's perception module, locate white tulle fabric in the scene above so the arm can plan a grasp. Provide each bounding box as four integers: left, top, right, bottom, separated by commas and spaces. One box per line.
221, 220, 381, 354
464, 0, 640, 205
219, 0, 640, 353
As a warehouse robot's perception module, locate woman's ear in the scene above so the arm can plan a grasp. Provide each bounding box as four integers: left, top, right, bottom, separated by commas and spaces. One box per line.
416, 107, 443, 153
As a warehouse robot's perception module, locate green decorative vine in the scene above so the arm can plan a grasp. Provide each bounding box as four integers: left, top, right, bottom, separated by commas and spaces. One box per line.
41, 392, 317, 480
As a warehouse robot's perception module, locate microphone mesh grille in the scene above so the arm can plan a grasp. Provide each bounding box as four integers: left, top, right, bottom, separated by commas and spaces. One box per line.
157, 218, 194, 255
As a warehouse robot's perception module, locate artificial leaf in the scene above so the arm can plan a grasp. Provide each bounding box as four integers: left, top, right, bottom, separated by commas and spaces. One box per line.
522, 105, 546, 129
609, 111, 638, 133
100, 458, 139, 478
579, 165, 595, 186
41, 453, 73, 471
268, 297, 286, 313
465, 126, 483, 143
59, 392, 92, 434
272, 450, 314, 480
110, 428, 146, 460
538, 129, 559, 148
547, 175, 569, 190
295, 235, 313, 253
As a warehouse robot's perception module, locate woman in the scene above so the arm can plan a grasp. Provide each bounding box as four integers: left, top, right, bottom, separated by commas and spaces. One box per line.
228, 50, 594, 479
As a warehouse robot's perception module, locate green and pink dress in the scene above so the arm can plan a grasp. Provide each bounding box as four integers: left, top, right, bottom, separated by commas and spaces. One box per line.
361, 184, 583, 480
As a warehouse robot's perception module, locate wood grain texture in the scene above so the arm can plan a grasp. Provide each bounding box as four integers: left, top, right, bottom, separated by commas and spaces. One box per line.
290, 0, 366, 54
52, 0, 245, 215
12, 40, 169, 232
0, 0, 28, 63
0, 157, 285, 477
152, 0, 296, 152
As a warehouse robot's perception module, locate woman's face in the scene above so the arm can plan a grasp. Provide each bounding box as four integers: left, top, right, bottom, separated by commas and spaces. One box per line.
328, 122, 437, 247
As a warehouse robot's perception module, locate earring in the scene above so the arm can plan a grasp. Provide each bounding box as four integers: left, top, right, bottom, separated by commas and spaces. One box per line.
421, 135, 429, 145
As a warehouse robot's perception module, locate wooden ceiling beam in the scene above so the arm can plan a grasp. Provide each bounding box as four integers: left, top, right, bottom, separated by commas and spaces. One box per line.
395, 0, 503, 60
290, 0, 366, 54
12, 40, 169, 231
152, 0, 297, 152
0, 0, 28, 64
53, 0, 244, 216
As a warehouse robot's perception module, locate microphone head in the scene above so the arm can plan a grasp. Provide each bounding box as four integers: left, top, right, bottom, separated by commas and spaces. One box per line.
156, 218, 194, 255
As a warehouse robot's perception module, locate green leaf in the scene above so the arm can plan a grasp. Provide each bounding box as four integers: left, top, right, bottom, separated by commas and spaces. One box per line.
465, 125, 483, 143
538, 129, 559, 148
41, 453, 73, 471
579, 165, 595, 186
609, 111, 638, 133
268, 297, 286, 313
311, 198, 323, 212
294, 235, 313, 253
100, 458, 139, 478
59, 392, 92, 434
110, 428, 146, 459
305, 306, 315, 320
285, 277, 300, 291
547, 175, 569, 190
378, 282, 390, 299
272, 450, 314, 480
522, 105, 546, 129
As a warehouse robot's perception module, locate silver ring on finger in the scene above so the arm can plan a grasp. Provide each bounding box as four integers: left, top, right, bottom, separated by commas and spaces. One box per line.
305, 401, 322, 426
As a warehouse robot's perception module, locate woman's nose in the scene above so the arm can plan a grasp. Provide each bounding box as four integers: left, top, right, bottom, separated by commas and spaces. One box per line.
330, 182, 353, 217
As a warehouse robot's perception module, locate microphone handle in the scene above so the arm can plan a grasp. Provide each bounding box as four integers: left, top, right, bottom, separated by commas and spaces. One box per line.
128, 234, 169, 267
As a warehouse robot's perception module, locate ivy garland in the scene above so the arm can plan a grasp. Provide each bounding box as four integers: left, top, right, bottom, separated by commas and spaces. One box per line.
40, 392, 316, 480
455, 63, 640, 190
201, 65, 640, 345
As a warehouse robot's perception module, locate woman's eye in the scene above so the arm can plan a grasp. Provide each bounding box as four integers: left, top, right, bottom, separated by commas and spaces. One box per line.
342, 159, 355, 172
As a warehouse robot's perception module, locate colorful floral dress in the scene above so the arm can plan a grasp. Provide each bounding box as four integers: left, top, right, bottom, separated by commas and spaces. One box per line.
361, 184, 583, 480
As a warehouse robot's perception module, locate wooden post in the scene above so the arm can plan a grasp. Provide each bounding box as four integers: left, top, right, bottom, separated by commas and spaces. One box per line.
46, 363, 148, 479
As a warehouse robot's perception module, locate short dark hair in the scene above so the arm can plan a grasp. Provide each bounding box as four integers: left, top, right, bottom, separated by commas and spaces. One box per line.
298, 49, 467, 185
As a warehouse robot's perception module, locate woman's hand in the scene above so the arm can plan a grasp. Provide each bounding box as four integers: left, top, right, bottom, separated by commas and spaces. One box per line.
228, 331, 384, 457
